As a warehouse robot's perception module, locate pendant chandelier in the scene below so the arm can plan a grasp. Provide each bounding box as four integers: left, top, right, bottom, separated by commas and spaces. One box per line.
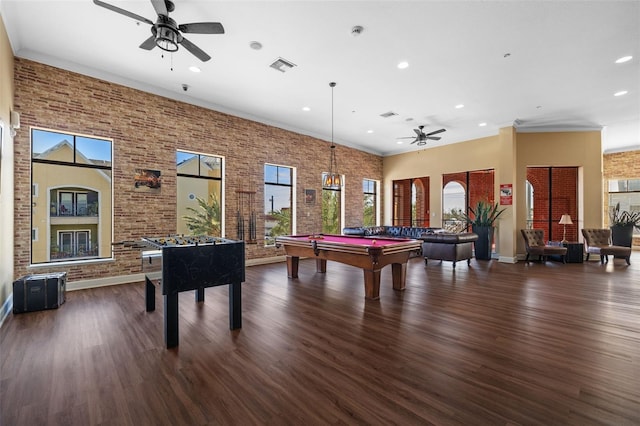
323, 82, 342, 189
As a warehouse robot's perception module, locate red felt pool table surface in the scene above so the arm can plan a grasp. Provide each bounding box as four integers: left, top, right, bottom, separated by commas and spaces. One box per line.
275, 234, 421, 299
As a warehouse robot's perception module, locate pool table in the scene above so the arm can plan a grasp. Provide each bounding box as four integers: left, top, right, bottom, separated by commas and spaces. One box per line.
275, 234, 421, 300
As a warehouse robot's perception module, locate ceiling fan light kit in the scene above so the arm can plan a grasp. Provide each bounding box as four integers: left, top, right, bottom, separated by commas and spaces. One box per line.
155, 22, 179, 52
93, 0, 224, 62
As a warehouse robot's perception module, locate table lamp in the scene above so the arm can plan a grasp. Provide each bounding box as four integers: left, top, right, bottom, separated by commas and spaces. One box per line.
559, 214, 573, 243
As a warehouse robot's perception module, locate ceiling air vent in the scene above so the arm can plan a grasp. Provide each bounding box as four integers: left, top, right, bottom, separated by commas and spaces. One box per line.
380, 111, 398, 118
270, 57, 297, 73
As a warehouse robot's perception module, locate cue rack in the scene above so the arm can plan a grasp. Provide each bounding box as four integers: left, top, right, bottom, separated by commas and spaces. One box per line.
236, 190, 257, 244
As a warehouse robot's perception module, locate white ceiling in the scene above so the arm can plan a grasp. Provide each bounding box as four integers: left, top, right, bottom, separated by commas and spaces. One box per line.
2, 0, 639, 156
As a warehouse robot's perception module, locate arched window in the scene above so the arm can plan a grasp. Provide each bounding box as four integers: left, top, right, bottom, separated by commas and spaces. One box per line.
443, 181, 466, 232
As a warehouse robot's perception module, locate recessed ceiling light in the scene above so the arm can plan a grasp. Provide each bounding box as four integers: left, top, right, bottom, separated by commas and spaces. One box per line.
479, 122, 487, 127
188, 66, 201, 73
615, 55, 632, 64
367, 130, 373, 134
455, 104, 464, 109
614, 90, 628, 97
249, 41, 263, 50
302, 106, 310, 111
397, 61, 409, 69
397, 140, 403, 144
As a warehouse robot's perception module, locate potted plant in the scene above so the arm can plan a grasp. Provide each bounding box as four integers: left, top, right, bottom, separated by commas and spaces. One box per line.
609, 202, 640, 247
462, 200, 506, 260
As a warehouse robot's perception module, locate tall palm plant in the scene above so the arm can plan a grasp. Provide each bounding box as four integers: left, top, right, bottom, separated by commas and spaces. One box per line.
462, 200, 505, 227
183, 193, 221, 236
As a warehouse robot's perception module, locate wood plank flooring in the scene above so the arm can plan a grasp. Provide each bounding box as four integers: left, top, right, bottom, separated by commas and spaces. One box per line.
1, 254, 639, 425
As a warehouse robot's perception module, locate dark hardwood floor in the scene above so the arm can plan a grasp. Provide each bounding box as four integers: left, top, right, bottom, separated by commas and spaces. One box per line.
1, 254, 639, 425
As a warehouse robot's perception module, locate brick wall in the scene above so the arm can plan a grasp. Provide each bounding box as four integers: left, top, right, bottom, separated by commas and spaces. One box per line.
13, 58, 383, 281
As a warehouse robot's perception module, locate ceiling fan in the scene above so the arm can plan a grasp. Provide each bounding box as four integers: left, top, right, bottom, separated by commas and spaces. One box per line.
398, 125, 446, 146
93, 0, 224, 62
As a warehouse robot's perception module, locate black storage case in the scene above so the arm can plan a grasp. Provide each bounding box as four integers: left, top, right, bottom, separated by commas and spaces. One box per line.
13, 272, 66, 314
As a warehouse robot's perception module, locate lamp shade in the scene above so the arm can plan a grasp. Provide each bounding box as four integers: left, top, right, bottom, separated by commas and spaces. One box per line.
559, 214, 573, 225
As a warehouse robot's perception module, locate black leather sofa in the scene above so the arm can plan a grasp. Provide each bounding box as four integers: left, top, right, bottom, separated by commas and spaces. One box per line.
420, 232, 478, 268
342, 226, 442, 239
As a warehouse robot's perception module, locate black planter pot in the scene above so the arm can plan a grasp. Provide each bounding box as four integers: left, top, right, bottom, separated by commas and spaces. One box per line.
472, 225, 494, 260
610, 224, 634, 247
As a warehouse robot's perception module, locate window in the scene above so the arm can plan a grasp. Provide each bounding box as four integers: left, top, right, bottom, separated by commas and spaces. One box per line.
442, 169, 495, 231
526, 167, 578, 241
31, 128, 112, 264
177, 151, 223, 237
609, 178, 640, 235
322, 173, 342, 234
264, 164, 294, 246
443, 181, 466, 232
392, 177, 430, 227
363, 179, 378, 227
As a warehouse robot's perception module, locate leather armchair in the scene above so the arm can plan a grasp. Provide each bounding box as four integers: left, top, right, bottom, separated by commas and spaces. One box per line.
521, 229, 567, 263
581, 228, 631, 265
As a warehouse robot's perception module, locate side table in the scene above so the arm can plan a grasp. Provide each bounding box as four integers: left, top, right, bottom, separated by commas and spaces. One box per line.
549, 241, 584, 263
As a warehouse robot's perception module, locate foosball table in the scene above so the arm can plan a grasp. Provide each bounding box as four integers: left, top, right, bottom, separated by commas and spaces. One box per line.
140, 235, 245, 348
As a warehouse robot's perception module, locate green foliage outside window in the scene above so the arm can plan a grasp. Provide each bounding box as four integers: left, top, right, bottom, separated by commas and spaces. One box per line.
363, 194, 375, 227
322, 190, 340, 234
183, 193, 221, 236
443, 207, 466, 232
265, 208, 291, 245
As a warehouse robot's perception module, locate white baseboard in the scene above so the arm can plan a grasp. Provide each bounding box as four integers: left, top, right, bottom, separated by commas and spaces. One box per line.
498, 256, 519, 264
0, 294, 13, 328
246, 256, 286, 266
68, 273, 147, 291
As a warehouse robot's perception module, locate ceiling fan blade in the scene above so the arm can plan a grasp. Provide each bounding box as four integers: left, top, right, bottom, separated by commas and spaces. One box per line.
426, 136, 442, 141
179, 22, 225, 34
413, 129, 423, 136
139, 35, 157, 50
93, 0, 154, 25
397, 136, 417, 139
410, 138, 420, 144
180, 37, 212, 62
150, 0, 168, 16
426, 128, 446, 136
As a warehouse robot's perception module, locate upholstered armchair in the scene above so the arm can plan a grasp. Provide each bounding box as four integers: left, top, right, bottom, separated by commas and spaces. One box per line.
581, 228, 631, 265
521, 229, 568, 263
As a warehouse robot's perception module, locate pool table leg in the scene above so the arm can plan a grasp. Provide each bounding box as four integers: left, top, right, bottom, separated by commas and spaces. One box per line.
363, 269, 382, 300
391, 262, 407, 292
315, 258, 327, 273
286, 255, 299, 278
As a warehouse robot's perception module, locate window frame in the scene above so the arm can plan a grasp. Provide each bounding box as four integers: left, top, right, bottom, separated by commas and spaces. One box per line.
362, 178, 379, 227
321, 173, 344, 234
30, 126, 113, 266
264, 163, 295, 246
176, 149, 225, 237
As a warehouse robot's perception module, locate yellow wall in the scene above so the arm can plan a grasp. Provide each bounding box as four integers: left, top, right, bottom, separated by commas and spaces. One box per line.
0, 13, 15, 321
384, 127, 603, 261
383, 133, 504, 228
